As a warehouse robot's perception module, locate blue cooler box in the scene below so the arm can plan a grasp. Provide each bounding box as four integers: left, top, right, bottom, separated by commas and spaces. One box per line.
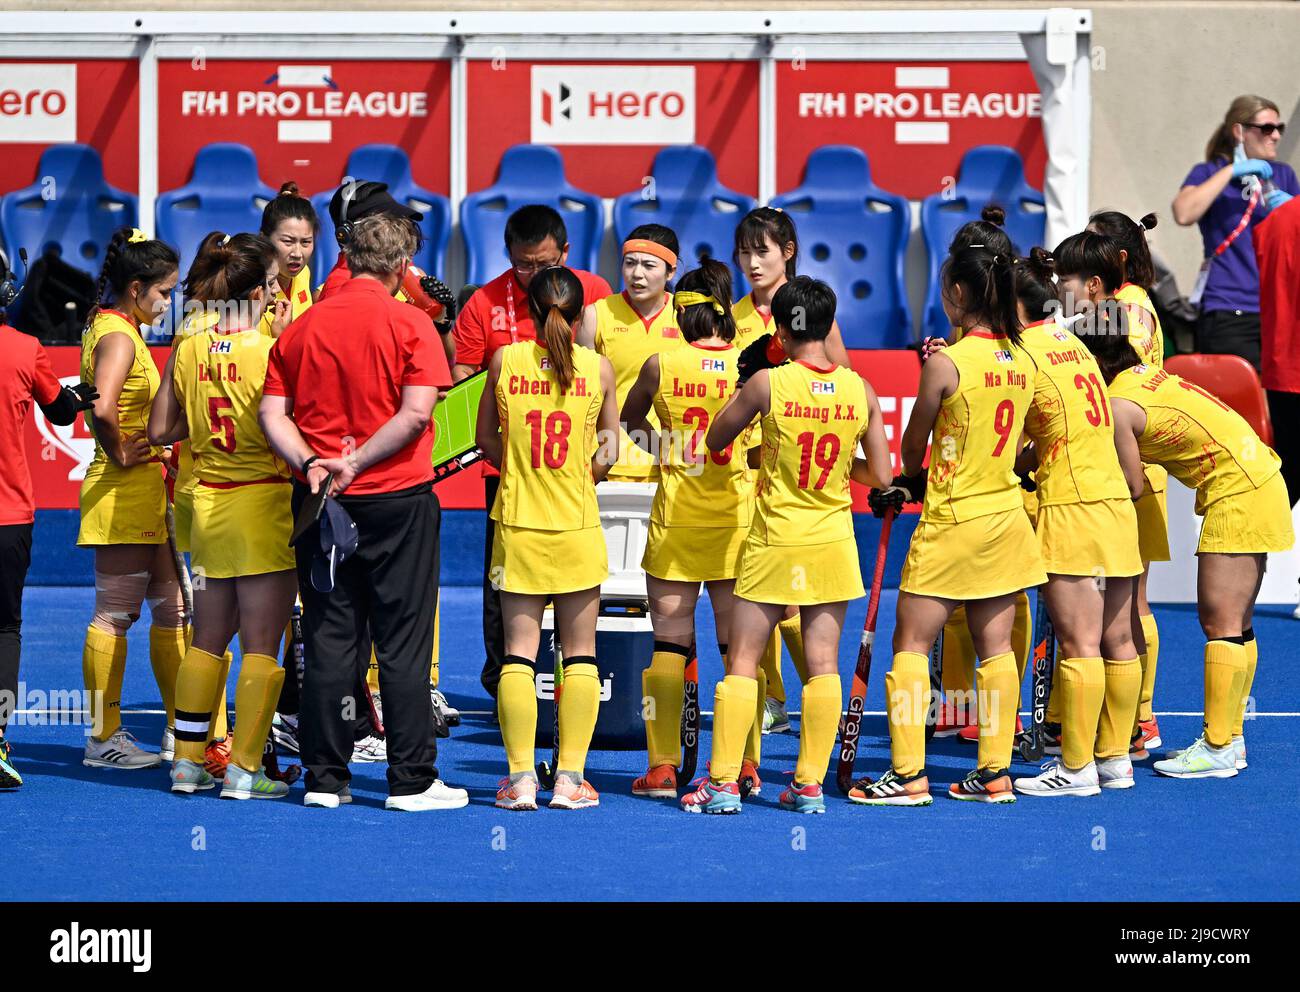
535, 608, 655, 750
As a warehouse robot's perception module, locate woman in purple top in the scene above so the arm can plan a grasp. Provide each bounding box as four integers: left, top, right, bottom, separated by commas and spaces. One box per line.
1173, 94, 1298, 370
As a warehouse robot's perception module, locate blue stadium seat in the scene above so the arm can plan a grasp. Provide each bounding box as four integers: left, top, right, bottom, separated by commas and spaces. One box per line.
155, 143, 275, 277
0, 143, 137, 288
613, 145, 755, 297
770, 146, 911, 348
920, 145, 1046, 339
311, 144, 452, 281
460, 144, 603, 286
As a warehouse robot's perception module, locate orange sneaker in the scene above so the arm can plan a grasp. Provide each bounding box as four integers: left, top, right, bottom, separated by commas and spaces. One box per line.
739, 759, 763, 797
496, 774, 539, 811
1130, 718, 1162, 759
957, 714, 1024, 743
632, 764, 677, 798
204, 736, 231, 779
549, 773, 600, 810
933, 699, 977, 738
948, 768, 1016, 804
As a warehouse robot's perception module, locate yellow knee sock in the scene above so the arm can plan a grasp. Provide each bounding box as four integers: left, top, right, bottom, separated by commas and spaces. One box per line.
1097, 658, 1142, 759
758, 627, 784, 704
149, 625, 186, 731
976, 652, 1018, 773
745, 667, 765, 765
794, 674, 842, 785
1057, 657, 1105, 770
1204, 640, 1247, 749
557, 660, 601, 776
366, 644, 380, 694
173, 645, 224, 764
710, 675, 757, 783
1137, 612, 1160, 724
1233, 631, 1257, 738
82, 626, 127, 741
430, 597, 440, 687
498, 662, 537, 775
643, 647, 687, 768
942, 606, 976, 696
231, 653, 284, 772
779, 615, 809, 686
886, 651, 929, 777
1012, 590, 1033, 696
208, 650, 232, 743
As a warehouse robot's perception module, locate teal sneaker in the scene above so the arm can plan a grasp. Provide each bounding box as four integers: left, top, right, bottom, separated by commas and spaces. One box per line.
1153, 737, 1237, 779
170, 758, 216, 794
0, 738, 22, 789
680, 777, 742, 814
779, 781, 826, 814
221, 764, 290, 800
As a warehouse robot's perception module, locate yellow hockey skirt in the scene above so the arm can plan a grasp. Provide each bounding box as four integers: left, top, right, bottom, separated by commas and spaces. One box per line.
1198, 473, 1295, 555
77, 460, 167, 546
172, 485, 195, 553
491, 521, 609, 595
190, 481, 295, 579
643, 520, 746, 583
901, 507, 1047, 600
1036, 498, 1143, 578
1134, 486, 1170, 563
735, 535, 864, 606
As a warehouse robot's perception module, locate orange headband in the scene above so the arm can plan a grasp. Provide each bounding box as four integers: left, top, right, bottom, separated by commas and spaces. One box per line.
622, 238, 677, 267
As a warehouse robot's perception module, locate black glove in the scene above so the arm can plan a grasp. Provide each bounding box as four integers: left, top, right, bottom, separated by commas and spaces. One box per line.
736, 332, 784, 388
71, 382, 99, 412
39, 382, 100, 427
867, 486, 905, 518
1016, 467, 1038, 493
892, 470, 927, 503
420, 275, 456, 324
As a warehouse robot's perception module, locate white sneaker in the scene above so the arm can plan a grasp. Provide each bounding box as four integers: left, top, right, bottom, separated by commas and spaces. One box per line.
83, 729, 162, 769
1013, 759, 1101, 797
432, 687, 461, 727
170, 758, 215, 794
1291, 602, 1300, 620
160, 725, 175, 762
303, 785, 352, 808
762, 697, 791, 735
385, 779, 469, 811
1153, 736, 1238, 779
351, 734, 387, 763
271, 712, 300, 755
1168, 734, 1248, 771
221, 763, 290, 800
1097, 755, 1135, 790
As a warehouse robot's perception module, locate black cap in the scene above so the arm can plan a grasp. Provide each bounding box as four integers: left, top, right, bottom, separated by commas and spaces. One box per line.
328, 180, 423, 227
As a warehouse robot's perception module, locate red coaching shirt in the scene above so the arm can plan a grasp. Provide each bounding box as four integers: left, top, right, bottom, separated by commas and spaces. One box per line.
0, 325, 63, 525
317, 255, 353, 301
1255, 197, 1300, 394
263, 277, 452, 496
452, 267, 612, 370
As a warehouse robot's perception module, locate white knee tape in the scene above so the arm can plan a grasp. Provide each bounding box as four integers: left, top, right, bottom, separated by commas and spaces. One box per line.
92, 571, 152, 634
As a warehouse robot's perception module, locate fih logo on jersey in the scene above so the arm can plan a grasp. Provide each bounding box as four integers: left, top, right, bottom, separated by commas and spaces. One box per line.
539, 356, 552, 370
993, 350, 1014, 363
810, 380, 836, 394
1052, 329, 1071, 343
209, 340, 233, 354
531, 65, 695, 145
0, 64, 77, 143
700, 358, 726, 372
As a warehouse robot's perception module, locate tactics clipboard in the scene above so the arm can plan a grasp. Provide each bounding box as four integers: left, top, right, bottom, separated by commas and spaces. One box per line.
430, 369, 488, 483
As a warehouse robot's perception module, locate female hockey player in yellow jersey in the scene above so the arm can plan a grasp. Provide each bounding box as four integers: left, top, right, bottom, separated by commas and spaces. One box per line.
1008, 244, 1144, 797
476, 266, 620, 811
853, 241, 1046, 807
257, 181, 318, 337
681, 276, 891, 814
78, 227, 186, 771
577, 224, 682, 482
1084, 209, 1169, 755
1075, 265, 1293, 780
149, 232, 297, 799
620, 260, 760, 798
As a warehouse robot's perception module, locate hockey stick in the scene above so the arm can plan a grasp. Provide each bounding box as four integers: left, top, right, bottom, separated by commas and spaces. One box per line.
835, 507, 896, 794
675, 650, 699, 786
1018, 589, 1056, 762
536, 634, 563, 790
924, 629, 944, 741
164, 503, 193, 625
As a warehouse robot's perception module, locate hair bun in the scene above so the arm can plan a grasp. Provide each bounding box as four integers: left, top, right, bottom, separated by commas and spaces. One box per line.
981, 204, 1007, 227
279, 181, 299, 197
1139, 212, 1158, 231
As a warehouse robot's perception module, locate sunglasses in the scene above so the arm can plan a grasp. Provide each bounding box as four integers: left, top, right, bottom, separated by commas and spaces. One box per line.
1244, 122, 1286, 137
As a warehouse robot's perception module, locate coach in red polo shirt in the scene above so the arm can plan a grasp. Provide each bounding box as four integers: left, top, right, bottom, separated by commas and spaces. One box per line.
259, 214, 465, 812
452, 204, 612, 699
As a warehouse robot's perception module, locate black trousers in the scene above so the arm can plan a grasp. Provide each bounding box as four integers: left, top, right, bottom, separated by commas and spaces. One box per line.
1196, 309, 1262, 372
293, 482, 439, 797
0, 523, 32, 734
1268, 390, 1300, 508
478, 473, 506, 699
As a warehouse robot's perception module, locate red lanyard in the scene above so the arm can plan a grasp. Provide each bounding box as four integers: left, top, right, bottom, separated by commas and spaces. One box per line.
1213, 187, 1260, 257
504, 280, 519, 344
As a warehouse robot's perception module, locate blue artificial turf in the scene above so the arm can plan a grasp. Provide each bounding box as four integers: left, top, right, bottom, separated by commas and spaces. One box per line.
4, 583, 1297, 902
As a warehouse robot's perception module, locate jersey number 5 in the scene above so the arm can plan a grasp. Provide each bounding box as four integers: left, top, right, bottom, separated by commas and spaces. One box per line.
208, 397, 236, 453
526, 409, 572, 469
796, 431, 841, 489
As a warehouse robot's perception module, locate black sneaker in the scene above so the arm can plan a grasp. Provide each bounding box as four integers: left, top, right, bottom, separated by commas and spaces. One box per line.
848, 768, 932, 806
948, 767, 1016, 803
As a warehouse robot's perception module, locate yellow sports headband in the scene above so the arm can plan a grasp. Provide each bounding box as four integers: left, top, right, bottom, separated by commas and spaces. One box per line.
674, 291, 725, 315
